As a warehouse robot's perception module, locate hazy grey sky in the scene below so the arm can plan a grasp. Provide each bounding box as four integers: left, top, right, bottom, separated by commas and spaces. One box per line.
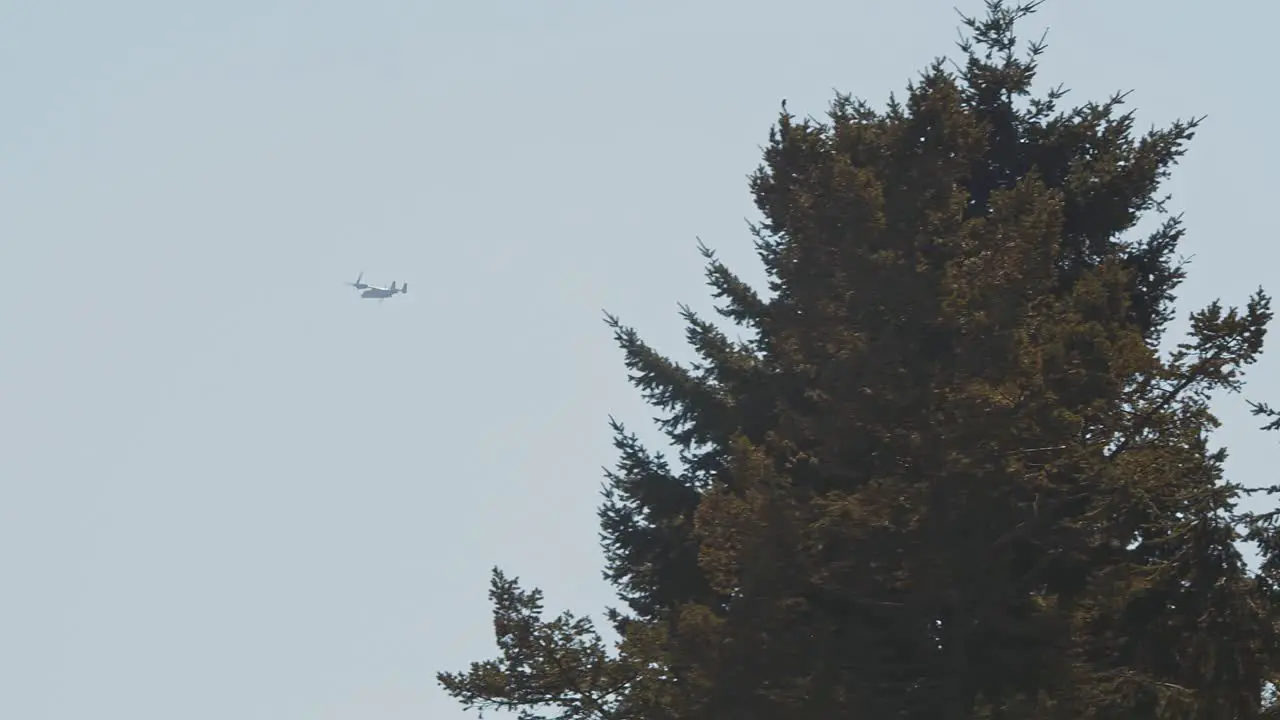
3, 1, 1276, 718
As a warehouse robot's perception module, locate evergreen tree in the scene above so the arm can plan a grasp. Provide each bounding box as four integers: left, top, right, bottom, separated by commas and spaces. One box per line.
438, 2, 1280, 717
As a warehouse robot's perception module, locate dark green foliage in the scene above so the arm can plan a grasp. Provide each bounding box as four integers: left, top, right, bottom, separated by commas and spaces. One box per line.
437, 570, 640, 720
439, 2, 1280, 718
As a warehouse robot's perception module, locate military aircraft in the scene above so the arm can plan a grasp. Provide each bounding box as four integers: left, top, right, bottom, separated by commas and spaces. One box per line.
347, 272, 407, 302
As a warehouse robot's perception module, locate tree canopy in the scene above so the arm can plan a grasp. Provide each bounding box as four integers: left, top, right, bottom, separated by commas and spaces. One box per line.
438, 2, 1280, 718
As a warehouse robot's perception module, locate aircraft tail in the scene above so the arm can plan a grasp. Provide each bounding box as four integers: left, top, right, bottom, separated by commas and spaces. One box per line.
390, 281, 398, 293
401, 282, 408, 294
